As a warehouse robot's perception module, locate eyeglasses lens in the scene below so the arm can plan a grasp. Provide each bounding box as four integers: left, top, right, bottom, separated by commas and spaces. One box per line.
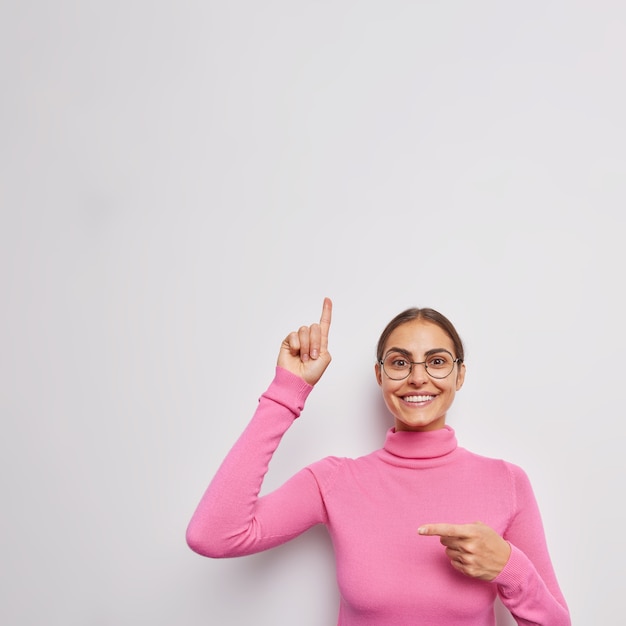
382, 352, 454, 380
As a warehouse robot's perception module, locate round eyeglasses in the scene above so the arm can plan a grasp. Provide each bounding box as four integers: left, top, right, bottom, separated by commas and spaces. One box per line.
379, 350, 461, 380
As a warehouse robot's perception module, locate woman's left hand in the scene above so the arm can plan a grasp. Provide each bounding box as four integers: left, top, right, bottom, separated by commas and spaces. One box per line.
418, 521, 511, 581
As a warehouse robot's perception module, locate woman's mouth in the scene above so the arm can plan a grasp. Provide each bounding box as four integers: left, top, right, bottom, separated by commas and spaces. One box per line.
402, 394, 435, 404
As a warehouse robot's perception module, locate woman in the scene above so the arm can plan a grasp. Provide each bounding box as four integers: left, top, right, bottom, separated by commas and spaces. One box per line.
186, 298, 570, 625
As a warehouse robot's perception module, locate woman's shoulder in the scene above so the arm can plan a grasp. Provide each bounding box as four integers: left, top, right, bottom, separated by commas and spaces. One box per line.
303, 448, 383, 491
459, 446, 531, 481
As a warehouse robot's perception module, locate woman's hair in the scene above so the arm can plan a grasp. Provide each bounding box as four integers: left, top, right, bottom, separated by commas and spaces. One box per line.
376, 308, 465, 363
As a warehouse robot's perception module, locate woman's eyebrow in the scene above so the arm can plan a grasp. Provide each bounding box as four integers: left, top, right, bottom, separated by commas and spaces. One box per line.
385, 347, 452, 358
424, 348, 453, 357
385, 347, 412, 358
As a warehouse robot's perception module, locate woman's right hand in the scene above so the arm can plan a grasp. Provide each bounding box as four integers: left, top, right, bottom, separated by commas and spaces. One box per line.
277, 297, 332, 386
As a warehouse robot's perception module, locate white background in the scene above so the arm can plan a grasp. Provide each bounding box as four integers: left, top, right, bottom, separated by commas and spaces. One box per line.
1, 2, 624, 624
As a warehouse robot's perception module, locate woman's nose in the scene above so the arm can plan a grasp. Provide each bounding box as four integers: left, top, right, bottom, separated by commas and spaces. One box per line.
408, 362, 429, 384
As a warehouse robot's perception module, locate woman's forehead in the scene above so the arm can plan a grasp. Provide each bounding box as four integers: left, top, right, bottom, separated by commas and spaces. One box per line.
385, 319, 454, 350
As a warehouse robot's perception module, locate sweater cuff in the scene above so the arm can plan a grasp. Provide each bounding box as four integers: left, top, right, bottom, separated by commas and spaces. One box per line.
493, 544, 532, 595
260, 367, 314, 417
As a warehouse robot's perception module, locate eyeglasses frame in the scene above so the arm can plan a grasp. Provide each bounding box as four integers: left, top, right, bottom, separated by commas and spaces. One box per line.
378, 348, 462, 380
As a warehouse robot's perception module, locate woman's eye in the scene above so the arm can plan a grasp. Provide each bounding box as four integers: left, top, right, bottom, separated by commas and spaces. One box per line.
385, 354, 409, 368
429, 356, 448, 367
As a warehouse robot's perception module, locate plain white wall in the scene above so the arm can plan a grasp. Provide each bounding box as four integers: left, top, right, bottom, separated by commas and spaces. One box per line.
1, 1, 624, 624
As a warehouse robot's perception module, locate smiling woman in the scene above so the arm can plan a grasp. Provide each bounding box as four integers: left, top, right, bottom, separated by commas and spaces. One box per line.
186, 298, 571, 626
374, 313, 466, 432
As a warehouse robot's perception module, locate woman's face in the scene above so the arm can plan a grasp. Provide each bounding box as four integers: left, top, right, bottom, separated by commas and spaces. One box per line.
375, 319, 465, 432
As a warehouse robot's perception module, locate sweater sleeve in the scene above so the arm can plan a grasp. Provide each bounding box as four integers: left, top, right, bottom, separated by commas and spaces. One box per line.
185, 367, 329, 558
495, 464, 571, 626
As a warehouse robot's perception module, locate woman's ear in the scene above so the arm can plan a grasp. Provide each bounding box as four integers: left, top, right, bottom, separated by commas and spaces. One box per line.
455, 362, 466, 390
374, 362, 383, 386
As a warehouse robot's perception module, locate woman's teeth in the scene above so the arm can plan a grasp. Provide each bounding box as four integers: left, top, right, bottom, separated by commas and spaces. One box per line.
404, 395, 434, 403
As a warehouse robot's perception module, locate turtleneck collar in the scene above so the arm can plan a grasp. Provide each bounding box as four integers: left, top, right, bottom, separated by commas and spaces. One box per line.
377, 425, 458, 468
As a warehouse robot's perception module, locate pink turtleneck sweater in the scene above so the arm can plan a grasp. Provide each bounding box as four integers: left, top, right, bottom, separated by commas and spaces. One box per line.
187, 368, 570, 626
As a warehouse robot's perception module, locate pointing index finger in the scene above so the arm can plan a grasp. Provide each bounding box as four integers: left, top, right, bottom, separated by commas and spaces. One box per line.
320, 297, 332, 351
418, 523, 468, 538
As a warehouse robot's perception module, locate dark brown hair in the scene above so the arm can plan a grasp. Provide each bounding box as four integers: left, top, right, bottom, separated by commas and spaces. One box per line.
376, 308, 465, 363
